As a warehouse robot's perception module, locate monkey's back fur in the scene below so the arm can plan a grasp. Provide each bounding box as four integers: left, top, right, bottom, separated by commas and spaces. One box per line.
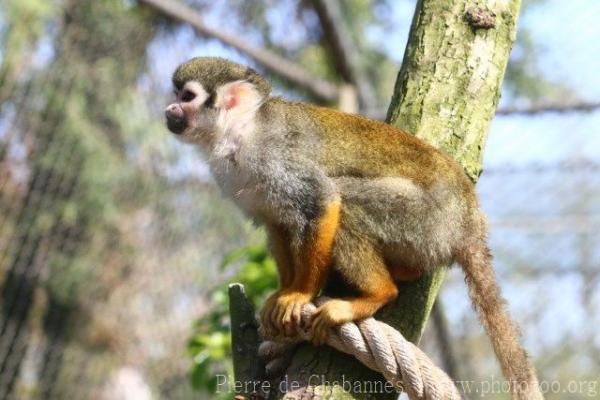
257, 99, 481, 272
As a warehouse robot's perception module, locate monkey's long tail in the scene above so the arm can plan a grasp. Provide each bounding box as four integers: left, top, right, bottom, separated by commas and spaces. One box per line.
459, 240, 544, 400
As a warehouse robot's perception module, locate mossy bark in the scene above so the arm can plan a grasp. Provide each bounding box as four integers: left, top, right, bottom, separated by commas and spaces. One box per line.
232, 0, 521, 398
382, 0, 521, 345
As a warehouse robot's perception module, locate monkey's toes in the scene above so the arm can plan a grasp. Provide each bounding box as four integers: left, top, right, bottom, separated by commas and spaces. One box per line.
281, 306, 297, 336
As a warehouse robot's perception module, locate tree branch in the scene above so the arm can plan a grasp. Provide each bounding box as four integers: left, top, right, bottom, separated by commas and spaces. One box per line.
139, 0, 339, 102
367, 100, 600, 120
495, 100, 600, 115
310, 0, 378, 112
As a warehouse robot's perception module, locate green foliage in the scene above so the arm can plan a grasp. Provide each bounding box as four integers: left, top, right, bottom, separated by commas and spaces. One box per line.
187, 244, 278, 394
0, 0, 56, 70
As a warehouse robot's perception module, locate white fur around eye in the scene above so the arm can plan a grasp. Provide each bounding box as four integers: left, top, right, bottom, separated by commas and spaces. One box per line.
182, 81, 209, 107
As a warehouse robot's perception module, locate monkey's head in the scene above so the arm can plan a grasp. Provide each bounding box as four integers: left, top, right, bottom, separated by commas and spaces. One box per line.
165, 57, 271, 143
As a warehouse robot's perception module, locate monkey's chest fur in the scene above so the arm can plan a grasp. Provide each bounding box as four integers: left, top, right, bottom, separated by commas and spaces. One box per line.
209, 132, 285, 223
209, 144, 266, 218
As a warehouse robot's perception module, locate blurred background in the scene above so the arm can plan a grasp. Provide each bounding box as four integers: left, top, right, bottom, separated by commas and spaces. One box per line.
0, 0, 598, 399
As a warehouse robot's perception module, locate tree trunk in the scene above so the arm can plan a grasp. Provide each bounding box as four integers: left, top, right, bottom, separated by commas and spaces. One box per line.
231, 0, 521, 398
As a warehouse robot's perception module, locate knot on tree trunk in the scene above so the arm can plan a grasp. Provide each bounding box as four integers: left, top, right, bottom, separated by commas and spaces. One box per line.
464, 7, 497, 29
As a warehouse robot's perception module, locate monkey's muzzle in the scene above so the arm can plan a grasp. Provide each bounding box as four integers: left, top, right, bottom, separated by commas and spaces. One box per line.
165, 103, 186, 134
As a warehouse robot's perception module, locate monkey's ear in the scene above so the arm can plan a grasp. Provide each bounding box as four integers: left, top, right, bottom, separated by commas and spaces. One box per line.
215, 80, 263, 111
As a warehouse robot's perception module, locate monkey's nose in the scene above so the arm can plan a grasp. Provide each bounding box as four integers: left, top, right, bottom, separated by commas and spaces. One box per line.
165, 103, 186, 134
165, 103, 184, 120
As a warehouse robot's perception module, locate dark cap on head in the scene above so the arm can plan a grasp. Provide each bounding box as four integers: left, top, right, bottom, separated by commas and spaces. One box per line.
172, 57, 271, 99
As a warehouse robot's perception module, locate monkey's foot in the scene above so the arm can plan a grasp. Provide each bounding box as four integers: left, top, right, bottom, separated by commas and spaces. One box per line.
309, 300, 354, 346
265, 291, 312, 337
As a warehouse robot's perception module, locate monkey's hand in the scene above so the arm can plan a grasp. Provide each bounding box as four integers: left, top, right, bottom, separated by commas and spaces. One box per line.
261, 290, 312, 338
309, 300, 354, 346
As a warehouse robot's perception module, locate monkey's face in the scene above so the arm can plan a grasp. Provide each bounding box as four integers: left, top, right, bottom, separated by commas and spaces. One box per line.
165, 57, 272, 147
165, 81, 217, 140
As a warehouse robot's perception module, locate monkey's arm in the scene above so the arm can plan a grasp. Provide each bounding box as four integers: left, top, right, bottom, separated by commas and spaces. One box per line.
265, 224, 294, 288
257, 152, 342, 337
261, 195, 341, 337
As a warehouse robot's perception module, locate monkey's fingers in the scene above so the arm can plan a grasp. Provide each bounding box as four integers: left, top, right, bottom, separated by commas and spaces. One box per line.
272, 298, 294, 334
262, 312, 277, 338
309, 312, 330, 346
273, 301, 287, 329
261, 296, 280, 338
281, 300, 305, 337
275, 302, 296, 336
268, 301, 284, 335
272, 293, 312, 337
281, 305, 297, 337
292, 301, 304, 329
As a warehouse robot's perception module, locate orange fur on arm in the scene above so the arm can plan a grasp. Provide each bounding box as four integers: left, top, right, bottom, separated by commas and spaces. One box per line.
293, 196, 341, 295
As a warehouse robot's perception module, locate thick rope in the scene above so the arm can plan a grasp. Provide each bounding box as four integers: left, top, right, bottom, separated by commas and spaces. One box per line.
258, 299, 462, 400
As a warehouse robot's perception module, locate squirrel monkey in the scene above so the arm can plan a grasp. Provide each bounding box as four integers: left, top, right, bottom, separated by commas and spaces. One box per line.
165, 57, 542, 399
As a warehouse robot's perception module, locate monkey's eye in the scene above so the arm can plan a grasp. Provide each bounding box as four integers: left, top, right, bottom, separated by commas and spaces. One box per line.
181, 90, 196, 102
204, 93, 215, 108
